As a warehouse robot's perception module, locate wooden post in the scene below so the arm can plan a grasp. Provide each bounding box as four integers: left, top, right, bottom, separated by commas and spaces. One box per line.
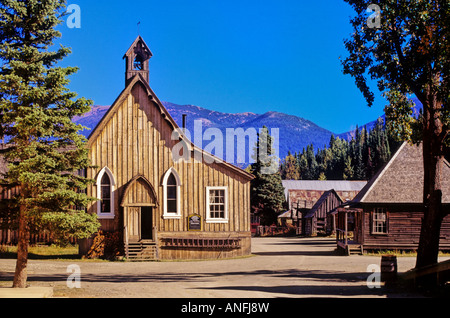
344, 211, 348, 246
124, 208, 129, 259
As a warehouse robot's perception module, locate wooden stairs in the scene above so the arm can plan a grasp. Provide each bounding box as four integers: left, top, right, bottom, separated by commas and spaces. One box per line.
126, 240, 159, 261
346, 244, 364, 255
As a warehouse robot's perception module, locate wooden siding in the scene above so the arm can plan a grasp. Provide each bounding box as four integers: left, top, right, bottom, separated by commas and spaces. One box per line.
303, 190, 342, 236
121, 176, 158, 207
85, 78, 252, 259
360, 204, 450, 250
287, 189, 360, 211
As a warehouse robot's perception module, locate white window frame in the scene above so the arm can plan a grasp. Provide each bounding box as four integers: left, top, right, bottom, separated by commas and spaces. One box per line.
206, 186, 228, 223
162, 167, 181, 219
372, 207, 388, 234
96, 167, 116, 219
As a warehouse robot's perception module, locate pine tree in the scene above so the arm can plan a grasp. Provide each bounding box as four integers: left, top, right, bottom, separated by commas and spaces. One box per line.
343, 155, 354, 180
280, 151, 300, 180
250, 126, 286, 225
0, 0, 99, 288
354, 126, 366, 180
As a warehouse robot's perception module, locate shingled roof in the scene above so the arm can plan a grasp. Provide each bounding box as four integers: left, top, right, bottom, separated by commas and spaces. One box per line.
352, 142, 450, 204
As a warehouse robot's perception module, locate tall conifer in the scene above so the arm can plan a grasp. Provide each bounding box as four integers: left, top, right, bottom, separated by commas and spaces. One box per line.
250, 126, 286, 225
0, 0, 99, 287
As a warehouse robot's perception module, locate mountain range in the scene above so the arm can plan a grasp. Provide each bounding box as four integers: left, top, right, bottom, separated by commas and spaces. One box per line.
73, 98, 422, 167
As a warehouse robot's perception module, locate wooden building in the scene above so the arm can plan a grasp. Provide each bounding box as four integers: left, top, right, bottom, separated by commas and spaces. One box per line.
336, 142, 450, 255
282, 180, 367, 211
78, 36, 254, 260
281, 180, 366, 236
302, 189, 343, 236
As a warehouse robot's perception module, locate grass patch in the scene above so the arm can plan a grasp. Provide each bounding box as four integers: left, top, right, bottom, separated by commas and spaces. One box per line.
364, 249, 450, 257
0, 244, 81, 260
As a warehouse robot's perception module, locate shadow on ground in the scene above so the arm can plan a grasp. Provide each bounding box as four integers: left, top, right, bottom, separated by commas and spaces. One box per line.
0, 267, 415, 298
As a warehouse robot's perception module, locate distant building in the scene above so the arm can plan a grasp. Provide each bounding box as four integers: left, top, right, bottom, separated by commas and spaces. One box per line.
282, 180, 367, 210
280, 180, 367, 236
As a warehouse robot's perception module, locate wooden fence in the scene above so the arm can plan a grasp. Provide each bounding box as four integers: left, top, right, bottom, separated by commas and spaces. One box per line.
0, 229, 76, 246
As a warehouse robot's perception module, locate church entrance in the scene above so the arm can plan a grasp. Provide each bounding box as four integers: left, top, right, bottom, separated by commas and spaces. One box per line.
140, 206, 153, 240
121, 175, 159, 243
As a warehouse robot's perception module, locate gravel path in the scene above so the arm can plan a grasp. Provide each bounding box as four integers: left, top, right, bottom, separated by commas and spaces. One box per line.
0, 237, 437, 298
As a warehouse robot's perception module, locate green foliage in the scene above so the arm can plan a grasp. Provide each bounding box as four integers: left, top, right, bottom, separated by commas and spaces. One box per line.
250, 126, 287, 225
280, 151, 300, 180
38, 211, 100, 246
342, 0, 449, 268
0, 0, 99, 241
341, 0, 449, 146
280, 119, 400, 181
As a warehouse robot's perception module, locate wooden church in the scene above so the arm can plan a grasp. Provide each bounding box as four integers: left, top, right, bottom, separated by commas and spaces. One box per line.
78, 36, 254, 260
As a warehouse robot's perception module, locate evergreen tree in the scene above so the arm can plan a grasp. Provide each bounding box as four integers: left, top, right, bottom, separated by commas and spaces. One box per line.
250, 126, 286, 225
306, 144, 318, 180
279, 119, 399, 182
343, 155, 354, 180
0, 0, 99, 288
280, 151, 300, 180
354, 126, 366, 179
297, 149, 308, 180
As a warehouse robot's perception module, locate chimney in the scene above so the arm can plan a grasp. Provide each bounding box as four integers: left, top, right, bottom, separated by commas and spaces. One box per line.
182, 114, 187, 132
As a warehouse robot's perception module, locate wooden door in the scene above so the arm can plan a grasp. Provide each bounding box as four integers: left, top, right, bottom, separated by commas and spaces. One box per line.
127, 207, 140, 242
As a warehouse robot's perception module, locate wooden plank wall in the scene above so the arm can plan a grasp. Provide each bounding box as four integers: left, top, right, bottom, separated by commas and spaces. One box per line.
362, 205, 450, 250
86, 81, 251, 240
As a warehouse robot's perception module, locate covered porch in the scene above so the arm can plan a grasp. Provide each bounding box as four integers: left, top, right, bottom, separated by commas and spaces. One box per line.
335, 205, 364, 255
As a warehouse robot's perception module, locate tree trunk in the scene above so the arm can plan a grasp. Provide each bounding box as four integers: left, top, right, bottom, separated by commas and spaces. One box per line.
12, 206, 29, 288
415, 98, 444, 270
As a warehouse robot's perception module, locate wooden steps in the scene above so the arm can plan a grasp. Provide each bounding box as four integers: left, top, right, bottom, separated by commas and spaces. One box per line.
346, 244, 363, 255
126, 240, 159, 261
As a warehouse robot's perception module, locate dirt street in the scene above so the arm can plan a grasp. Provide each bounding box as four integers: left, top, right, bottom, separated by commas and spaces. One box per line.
0, 237, 437, 298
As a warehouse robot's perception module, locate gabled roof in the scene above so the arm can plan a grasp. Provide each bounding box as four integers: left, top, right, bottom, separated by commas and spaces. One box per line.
304, 189, 343, 218
352, 142, 450, 204
123, 35, 153, 59
87, 74, 254, 181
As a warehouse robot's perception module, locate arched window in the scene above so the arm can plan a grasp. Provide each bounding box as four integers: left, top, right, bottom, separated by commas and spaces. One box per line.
162, 168, 181, 219
101, 173, 111, 213
96, 167, 115, 219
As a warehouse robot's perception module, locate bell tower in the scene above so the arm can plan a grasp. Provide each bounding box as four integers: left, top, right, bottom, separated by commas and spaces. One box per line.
123, 36, 153, 86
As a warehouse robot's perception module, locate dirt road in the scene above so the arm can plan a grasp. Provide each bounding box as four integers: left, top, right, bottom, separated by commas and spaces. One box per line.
0, 237, 435, 298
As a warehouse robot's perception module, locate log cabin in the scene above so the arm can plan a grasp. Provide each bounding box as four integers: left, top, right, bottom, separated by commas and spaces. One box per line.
335, 142, 450, 255
76, 36, 254, 260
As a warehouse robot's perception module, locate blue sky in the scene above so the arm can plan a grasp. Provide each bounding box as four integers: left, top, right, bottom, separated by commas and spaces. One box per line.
57, 0, 386, 134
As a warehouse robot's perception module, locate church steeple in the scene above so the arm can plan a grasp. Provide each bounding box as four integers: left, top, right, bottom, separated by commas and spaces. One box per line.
123, 36, 153, 86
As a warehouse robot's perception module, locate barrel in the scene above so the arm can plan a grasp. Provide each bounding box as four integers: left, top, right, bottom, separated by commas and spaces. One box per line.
381, 255, 398, 282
